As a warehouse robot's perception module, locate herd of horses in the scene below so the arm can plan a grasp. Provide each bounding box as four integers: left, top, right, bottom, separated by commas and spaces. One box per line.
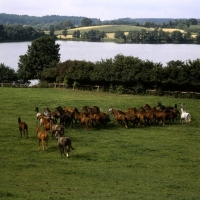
18, 102, 191, 157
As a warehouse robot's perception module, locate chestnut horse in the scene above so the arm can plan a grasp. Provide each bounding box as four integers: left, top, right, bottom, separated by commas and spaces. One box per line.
37, 127, 49, 150
109, 108, 128, 128
18, 117, 28, 138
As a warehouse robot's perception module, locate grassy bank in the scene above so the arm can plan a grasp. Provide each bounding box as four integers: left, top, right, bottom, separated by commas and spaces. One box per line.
0, 88, 199, 200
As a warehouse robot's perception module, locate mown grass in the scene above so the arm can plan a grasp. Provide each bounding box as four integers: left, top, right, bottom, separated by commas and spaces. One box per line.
0, 87, 199, 200
66, 25, 153, 35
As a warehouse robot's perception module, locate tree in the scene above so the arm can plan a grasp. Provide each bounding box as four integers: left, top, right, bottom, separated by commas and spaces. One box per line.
114, 31, 126, 39
17, 36, 60, 81
73, 30, 80, 38
0, 63, 17, 82
127, 31, 140, 42
49, 25, 55, 36
187, 18, 198, 26
62, 29, 67, 38
81, 29, 106, 41
62, 20, 75, 29
195, 31, 200, 44
81, 18, 93, 27
170, 31, 183, 43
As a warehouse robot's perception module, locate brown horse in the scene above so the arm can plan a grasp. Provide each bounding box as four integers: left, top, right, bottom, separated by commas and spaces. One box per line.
82, 105, 100, 115
18, 117, 28, 138
55, 132, 75, 157
50, 121, 65, 138
37, 127, 49, 150
74, 107, 88, 125
80, 116, 91, 129
109, 108, 128, 128
38, 114, 51, 127
151, 107, 167, 125
127, 108, 147, 126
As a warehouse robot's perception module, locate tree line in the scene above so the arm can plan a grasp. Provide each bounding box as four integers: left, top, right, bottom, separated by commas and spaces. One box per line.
0, 24, 45, 41
1, 13, 199, 29
1, 23, 200, 44
71, 28, 200, 44
115, 28, 200, 44
47, 55, 200, 95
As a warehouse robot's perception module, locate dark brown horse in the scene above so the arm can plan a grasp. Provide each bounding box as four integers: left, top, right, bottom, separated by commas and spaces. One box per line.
50, 121, 65, 138
55, 132, 75, 157
18, 117, 28, 138
82, 105, 100, 115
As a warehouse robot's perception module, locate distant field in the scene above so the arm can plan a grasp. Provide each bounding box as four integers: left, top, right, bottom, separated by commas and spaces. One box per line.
54, 25, 153, 38
67, 25, 153, 34
53, 25, 186, 39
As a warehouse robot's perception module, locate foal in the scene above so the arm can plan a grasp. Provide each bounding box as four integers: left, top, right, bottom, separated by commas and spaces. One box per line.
18, 117, 28, 138
37, 127, 49, 150
55, 132, 74, 157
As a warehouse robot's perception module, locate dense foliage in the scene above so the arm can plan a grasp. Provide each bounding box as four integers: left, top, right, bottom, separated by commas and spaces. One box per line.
1, 52, 200, 95
0, 63, 17, 82
125, 28, 196, 44
80, 29, 106, 41
0, 14, 83, 26
0, 24, 45, 41
52, 55, 200, 94
1, 13, 199, 32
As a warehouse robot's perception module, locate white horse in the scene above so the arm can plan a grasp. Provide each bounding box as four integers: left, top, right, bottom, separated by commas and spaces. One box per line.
35, 107, 42, 124
180, 107, 191, 124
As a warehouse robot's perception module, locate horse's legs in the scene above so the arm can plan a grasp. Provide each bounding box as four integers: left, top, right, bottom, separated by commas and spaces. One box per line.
59, 146, 64, 157
64, 145, 69, 157
26, 129, 28, 138
23, 130, 26, 138
45, 139, 48, 150
42, 139, 45, 150
38, 140, 41, 150
20, 130, 22, 137
52, 131, 54, 139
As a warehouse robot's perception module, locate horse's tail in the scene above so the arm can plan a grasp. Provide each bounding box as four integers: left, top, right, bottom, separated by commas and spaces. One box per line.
187, 114, 191, 122
69, 139, 75, 150
25, 123, 28, 130
70, 146, 75, 150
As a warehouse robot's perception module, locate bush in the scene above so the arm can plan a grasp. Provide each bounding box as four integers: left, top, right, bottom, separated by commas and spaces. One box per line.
116, 85, 126, 94
38, 81, 49, 88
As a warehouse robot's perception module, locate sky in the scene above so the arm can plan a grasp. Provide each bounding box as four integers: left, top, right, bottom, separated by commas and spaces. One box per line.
0, 0, 200, 21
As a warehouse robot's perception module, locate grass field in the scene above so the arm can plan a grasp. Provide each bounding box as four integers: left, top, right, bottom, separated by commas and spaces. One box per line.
0, 88, 199, 200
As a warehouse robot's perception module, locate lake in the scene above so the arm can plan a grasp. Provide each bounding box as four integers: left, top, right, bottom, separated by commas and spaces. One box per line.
1, 41, 200, 71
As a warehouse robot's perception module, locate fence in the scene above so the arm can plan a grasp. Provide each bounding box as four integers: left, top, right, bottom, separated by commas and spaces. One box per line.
0, 83, 29, 87
146, 89, 200, 98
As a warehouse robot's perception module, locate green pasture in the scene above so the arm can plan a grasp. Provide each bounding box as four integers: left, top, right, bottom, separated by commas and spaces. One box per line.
0, 88, 199, 200
54, 25, 152, 35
